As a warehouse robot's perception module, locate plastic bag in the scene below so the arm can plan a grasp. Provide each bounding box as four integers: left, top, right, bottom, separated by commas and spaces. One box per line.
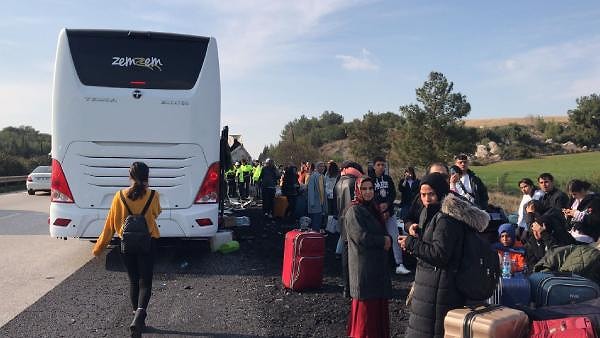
326, 215, 338, 233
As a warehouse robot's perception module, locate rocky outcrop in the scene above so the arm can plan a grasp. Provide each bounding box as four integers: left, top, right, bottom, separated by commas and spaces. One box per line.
475, 142, 502, 162
488, 141, 500, 155
561, 141, 579, 153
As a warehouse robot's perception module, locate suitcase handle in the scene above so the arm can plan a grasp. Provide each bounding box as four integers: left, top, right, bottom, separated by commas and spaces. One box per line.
463, 305, 503, 338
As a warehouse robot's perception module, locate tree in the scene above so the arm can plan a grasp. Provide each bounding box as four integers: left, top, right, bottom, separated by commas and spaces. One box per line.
258, 145, 274, 162
270, 139, 320, 166
392, 71, 473, 166
567, 94, 600, 147
348, 111, 403, 163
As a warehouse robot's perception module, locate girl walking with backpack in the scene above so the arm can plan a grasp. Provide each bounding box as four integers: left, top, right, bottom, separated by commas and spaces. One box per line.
92, 162, 161, 338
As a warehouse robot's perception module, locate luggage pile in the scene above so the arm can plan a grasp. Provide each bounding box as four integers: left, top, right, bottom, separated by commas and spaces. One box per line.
444, 270, 600, 337
444, 204, 600, 336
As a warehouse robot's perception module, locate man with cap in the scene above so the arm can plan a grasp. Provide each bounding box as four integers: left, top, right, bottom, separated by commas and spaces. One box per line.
449, 153, 488, 210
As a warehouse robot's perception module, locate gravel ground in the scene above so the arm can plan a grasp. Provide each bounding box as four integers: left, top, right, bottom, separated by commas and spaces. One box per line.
1, 207, 413, 337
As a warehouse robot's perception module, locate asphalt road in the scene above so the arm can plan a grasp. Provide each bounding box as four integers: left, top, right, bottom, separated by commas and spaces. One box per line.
0, 191, 92, 327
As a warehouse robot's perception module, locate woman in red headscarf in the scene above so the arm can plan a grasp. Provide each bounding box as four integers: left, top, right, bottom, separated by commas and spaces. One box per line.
345, 176, 392, 338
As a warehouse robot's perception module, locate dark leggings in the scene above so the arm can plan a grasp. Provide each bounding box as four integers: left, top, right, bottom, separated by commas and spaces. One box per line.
121, 239, 157, 311
262, 187, 276, 215
285, 195, 297, 218
341, 240, 349, 291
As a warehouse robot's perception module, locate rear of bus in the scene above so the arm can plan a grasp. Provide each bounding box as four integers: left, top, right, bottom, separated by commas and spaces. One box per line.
49, 29, 220, 239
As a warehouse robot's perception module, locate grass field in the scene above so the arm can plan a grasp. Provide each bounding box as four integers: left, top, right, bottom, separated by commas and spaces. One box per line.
472, 152, 600, 196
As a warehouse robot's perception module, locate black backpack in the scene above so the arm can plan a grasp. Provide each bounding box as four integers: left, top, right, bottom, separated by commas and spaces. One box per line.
120, 190, 155, 255
455, 226, 501, 301
480, 204, 509, 244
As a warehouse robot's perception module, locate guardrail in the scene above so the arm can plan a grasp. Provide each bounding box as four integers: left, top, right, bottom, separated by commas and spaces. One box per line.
0, 176, 28, 184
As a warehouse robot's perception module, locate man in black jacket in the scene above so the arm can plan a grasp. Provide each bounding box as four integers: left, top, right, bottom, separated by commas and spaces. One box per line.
522, 173, 571, 241
258, 159, 279, 218
538, 172, 569, 213
449, 153, 488, 210
371, 156, 410, 275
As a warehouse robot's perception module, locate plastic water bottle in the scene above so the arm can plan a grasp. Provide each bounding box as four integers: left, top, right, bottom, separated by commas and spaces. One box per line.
502, 252, 512, 279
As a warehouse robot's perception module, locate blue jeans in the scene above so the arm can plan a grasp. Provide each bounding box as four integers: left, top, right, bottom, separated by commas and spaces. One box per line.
309, 213, 322, 231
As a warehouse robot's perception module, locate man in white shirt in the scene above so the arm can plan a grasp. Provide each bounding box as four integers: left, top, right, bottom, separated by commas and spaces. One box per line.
449, 153, 489, 210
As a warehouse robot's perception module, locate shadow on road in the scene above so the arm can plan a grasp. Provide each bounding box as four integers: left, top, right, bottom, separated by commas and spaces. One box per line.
102, 237, 283, 279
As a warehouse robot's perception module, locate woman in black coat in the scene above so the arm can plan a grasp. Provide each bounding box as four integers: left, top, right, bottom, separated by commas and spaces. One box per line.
399, 173, 489, 338
345, 176, 393, 338
281, 164, 299, 218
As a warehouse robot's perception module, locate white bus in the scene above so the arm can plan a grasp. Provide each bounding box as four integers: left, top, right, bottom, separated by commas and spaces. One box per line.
50, 29, 220, 239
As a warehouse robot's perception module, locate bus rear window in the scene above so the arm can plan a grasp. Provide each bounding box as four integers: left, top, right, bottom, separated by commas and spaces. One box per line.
66, 30, 209, 90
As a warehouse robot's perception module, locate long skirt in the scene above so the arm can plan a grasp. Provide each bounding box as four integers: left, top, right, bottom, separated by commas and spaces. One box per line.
347, 298, 390, 338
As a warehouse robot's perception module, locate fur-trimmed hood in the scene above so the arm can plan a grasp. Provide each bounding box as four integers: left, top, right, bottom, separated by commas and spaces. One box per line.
441, 193, 490, 232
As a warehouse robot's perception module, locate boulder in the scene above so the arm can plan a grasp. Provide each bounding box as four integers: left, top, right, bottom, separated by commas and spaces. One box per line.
561, 141, 578, 152
475, 144, 489, 159
488, 141, 501, 155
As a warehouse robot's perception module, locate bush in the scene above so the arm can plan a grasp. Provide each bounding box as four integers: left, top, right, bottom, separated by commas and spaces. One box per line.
0, 153, 27, 176
501, 143, 534, 160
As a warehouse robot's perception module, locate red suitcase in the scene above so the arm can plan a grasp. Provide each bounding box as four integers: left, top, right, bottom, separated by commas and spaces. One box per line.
530, 316, 597, 338
282, 229, 325, 291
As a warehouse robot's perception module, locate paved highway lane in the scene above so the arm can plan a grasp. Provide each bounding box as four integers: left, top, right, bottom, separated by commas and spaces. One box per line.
0, 191, 92, 327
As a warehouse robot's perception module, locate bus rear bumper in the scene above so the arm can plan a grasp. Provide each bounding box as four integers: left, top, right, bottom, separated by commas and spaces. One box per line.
49, 203, 218, 239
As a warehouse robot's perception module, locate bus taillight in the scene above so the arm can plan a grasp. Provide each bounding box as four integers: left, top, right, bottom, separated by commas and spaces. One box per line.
51, 159, 75, 203
195, 162, 219, 204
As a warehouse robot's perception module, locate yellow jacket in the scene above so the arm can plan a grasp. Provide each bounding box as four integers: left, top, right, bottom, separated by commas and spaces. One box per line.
92, 189, 162, 256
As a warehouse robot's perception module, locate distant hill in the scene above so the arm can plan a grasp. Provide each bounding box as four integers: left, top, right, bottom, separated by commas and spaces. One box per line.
319, 139, 353, 162
464, 115, 568, 128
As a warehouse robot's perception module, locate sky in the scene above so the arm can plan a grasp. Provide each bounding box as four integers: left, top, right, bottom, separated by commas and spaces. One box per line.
2, 1, 600, 157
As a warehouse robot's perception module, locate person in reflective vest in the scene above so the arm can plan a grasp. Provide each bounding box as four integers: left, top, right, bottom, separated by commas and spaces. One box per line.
235, 161, 246, 199
252, 160, 262, 199
225, 166, 237, 198
240, 159, 253, 199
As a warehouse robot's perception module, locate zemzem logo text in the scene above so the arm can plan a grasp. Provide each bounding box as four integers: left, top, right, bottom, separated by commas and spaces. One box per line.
112, 57, 163, 71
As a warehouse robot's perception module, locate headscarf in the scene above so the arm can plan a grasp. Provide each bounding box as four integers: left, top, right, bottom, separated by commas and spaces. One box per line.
352, 176, 385, 226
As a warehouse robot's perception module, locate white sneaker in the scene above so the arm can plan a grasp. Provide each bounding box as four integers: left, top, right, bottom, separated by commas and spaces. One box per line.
395, 264, 411, 275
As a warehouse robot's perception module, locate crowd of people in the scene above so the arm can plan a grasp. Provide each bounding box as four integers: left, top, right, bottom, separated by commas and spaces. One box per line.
227, 153, 599, 338
89, 154, 598, 338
